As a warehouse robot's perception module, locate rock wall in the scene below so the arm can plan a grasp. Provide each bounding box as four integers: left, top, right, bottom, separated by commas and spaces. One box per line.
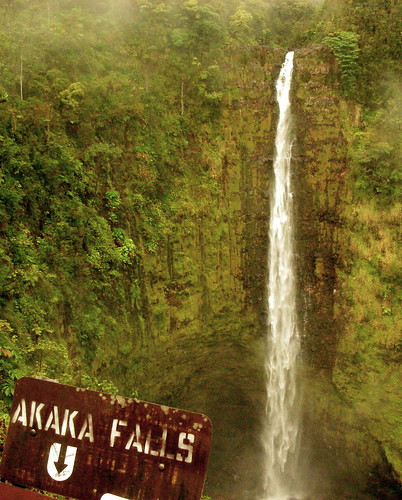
126, 45, 401, 499
124, 47, 286, 499
293, 45, 401, 499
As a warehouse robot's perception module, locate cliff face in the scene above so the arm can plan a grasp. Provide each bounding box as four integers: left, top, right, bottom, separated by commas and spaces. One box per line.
293, 45, 401, 498
294, 45, 347, 371
126, 48, 282, 499
129, 45, 401, 498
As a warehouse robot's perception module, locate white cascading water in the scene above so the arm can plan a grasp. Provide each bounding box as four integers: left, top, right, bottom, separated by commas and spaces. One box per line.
262, 51, 302, 500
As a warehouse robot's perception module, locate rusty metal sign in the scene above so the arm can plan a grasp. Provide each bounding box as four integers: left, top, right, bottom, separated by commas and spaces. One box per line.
0, 482, 55, 499
0, 377, 212, 500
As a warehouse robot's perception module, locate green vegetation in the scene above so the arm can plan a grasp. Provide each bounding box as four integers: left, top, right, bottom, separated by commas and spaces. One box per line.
0, 0, 401, 497
323, 31, 360, 96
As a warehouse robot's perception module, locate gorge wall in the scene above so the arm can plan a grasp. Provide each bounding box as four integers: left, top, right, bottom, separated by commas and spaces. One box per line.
129, 47, 280, 499
292, 46, 401, 499
123, 45, 401, 498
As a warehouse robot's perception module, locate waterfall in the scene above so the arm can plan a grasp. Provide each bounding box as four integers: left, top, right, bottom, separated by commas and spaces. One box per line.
262, 51, 302, 500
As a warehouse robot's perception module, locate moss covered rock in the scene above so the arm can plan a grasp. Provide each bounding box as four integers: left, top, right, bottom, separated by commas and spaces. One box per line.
293, 45, 401, 498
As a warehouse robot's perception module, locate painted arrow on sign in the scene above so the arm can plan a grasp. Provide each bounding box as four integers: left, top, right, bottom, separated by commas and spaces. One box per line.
47, 442, 77, 481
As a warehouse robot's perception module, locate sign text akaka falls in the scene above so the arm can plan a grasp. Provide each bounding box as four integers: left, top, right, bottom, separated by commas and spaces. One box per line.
0, 377, 212, 500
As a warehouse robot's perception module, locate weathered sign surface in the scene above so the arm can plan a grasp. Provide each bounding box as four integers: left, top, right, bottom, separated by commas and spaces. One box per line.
0, 482, 55, 499
0, 377, 212, 499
